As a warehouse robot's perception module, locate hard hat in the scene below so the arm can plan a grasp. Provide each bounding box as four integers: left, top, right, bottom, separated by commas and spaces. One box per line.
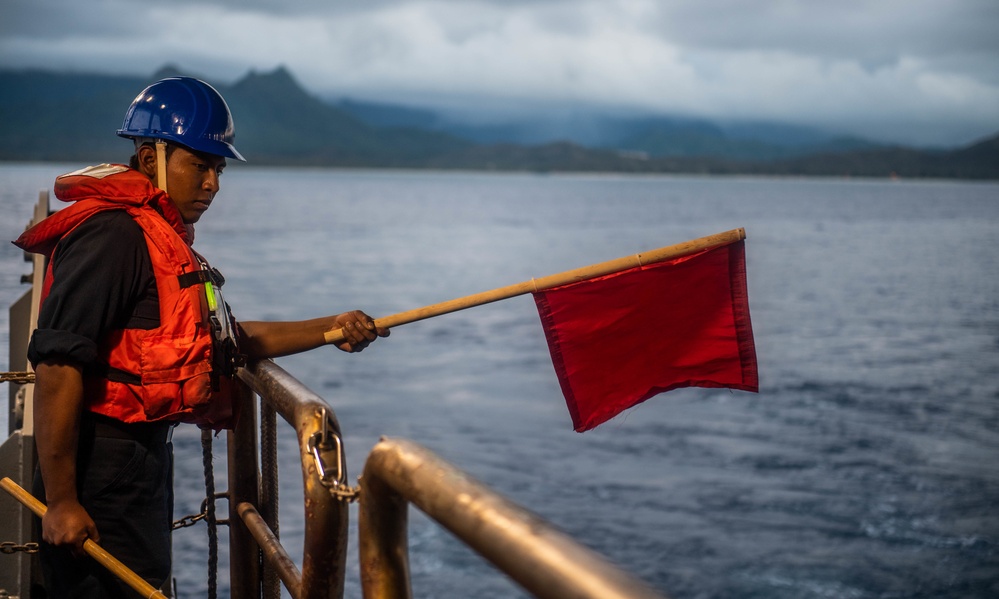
117, 76, 246, 161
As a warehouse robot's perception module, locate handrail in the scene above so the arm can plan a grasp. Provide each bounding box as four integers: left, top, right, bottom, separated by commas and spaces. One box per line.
358, 437, 670, 599
227, 380, 262, 598
237, 501, 302, 598
234, 359, 351, 599
231, 362, 670, 599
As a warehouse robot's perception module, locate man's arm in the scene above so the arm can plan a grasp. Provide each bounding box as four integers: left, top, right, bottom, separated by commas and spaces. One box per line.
238, 310, 389, 360
33, 359, 99, 555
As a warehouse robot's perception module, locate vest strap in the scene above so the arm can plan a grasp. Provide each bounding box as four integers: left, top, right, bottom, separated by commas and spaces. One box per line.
104, 365, 142, 385
178, 268, 225, 289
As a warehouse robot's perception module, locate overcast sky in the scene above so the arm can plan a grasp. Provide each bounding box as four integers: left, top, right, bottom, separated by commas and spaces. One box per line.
3, 0, 998, 146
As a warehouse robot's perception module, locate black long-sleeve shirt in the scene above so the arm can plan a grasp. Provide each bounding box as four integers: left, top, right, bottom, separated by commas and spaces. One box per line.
27, 210, 159, 370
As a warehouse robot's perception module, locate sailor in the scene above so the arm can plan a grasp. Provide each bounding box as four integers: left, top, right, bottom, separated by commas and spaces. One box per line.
14, 76, 389, 597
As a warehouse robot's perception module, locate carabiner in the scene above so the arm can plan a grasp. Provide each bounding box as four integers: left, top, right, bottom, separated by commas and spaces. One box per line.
308, 428, 344, 488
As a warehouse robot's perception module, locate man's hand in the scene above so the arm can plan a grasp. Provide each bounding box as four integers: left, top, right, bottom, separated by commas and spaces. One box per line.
331, 310, 389, 353
42, 498, 99, 557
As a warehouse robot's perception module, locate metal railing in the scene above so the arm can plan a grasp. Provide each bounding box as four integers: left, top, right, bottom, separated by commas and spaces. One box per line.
358, 437, 668, 599
232, 359, 352, 599
232, 360, 669, 599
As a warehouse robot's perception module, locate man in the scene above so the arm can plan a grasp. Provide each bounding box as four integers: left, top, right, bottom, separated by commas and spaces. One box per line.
14, 76, 389, 596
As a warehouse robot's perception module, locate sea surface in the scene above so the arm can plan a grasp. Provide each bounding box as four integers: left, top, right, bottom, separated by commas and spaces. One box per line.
2, 163, 998, 598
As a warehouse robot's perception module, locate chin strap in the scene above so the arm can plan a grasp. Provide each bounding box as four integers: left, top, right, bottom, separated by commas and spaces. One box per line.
156, 140, 169, 195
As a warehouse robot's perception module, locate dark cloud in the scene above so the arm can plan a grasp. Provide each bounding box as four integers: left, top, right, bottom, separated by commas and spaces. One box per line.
1, 0, 996, 145
1, 0, 128, 38
652, 0, 999, 60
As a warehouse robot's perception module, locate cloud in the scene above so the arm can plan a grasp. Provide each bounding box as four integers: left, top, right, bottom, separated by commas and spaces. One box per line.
2, 0, 997, 145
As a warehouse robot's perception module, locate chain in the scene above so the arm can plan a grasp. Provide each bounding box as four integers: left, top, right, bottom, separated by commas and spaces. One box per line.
0, 541, 39, 554
172, 511, 207, 530
172, 493, 230, 530
0, 371, 35, 384
329, 484, 362, 504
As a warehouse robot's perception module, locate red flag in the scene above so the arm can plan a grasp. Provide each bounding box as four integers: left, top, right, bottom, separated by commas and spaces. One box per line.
533, 239, 758, 432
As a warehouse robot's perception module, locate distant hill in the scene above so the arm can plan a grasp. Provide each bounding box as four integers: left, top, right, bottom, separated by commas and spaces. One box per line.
0, 66, 996, 179
336, 102, 882, 161
0, 69, 155, 163
752, 133, 999, 179
410, 135, 999, 180
0, 66, 472, 167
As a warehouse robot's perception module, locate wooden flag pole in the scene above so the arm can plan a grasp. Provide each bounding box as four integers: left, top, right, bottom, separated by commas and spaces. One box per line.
0, 477, 168, 599
325, 228, 745, 345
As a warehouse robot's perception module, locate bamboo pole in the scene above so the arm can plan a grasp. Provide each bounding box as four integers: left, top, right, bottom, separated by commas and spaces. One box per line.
325, 227, 745, 345
0, 477, 168, 599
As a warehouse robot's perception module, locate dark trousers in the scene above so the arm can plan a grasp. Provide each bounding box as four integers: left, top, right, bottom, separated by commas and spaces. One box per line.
34, 415, 174, 598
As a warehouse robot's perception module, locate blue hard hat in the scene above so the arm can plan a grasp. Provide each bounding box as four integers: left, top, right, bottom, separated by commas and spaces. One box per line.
117, 76, 246, 161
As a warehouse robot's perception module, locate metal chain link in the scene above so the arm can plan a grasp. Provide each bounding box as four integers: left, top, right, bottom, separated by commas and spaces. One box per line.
329, 484, 362, 504
172, 493, 230, 530
0, 371, 35, 384
0, 541, 39, 554
172, 511, 208, 530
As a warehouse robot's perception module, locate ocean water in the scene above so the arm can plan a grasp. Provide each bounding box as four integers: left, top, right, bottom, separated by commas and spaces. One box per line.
2, 163, 998, 598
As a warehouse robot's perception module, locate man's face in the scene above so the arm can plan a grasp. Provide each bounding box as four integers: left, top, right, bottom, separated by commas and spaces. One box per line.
165, 146, 227, 224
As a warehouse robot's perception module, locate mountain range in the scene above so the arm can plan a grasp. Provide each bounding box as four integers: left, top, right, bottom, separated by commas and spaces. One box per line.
1, 65, 996, 179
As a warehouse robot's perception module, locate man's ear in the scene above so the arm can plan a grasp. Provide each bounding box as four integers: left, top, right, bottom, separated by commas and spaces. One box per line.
135, 144, 158, 179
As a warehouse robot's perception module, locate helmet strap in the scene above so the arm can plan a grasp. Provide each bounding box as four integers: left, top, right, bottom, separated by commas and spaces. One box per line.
156, 140, 169, 195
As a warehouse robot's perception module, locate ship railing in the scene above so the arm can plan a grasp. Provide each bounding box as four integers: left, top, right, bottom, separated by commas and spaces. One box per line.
231, 359, 351, 599
233, 359, 668, 599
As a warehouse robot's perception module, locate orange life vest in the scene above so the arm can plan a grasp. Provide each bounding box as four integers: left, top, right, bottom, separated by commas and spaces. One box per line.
15, 164, 240, 427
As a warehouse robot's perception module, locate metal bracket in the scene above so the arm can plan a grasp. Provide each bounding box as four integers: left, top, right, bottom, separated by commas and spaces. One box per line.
308, 410, 345, 488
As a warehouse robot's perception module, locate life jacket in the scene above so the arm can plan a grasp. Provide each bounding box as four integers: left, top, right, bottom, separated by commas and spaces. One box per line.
14, 164, 242, 428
